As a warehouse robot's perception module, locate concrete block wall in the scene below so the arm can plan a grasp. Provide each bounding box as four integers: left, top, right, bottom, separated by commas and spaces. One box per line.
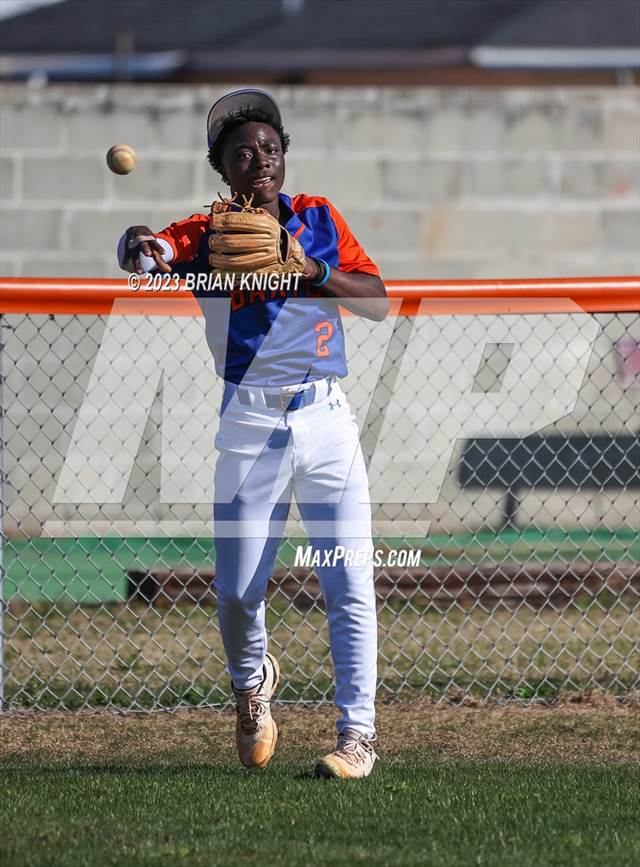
1, 84, 639, 279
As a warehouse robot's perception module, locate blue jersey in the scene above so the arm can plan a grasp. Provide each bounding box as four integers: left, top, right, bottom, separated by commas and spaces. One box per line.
156, 193, 379, 387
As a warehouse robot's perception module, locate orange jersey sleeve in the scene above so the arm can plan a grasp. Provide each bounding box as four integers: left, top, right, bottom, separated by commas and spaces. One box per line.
155, 213, 210, 262
325, 200, 380, 276
291, 195, 380, 276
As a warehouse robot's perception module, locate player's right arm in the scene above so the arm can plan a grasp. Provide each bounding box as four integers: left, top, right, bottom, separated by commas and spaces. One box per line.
118, 214, 210, 274
118, 225, 172, 274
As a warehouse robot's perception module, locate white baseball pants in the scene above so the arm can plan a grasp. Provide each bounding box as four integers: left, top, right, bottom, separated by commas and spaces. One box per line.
213, 377, 377, 737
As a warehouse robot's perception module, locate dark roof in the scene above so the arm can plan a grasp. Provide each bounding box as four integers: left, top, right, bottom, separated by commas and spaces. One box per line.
0, 0, 638, 77
229, 1, 528, 52
0, 0, 275, 53
0, 0, 530, 53
484, 0, 640, 48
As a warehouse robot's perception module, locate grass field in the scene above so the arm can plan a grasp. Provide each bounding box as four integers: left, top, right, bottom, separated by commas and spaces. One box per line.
1, 699, 639, 866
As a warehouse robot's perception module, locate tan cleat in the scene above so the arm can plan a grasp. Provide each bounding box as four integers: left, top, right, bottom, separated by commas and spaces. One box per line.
314, 729, 378, 779
232, 652, 280, 769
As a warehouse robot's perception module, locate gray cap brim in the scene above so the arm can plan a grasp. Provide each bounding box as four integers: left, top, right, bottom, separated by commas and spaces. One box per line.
206, 89, 281, 149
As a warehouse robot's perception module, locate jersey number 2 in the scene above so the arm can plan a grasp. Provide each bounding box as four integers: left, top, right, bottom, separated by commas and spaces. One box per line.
315, 321, 333, 357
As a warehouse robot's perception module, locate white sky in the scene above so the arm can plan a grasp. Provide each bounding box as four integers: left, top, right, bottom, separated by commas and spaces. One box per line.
0, 0, 63, 21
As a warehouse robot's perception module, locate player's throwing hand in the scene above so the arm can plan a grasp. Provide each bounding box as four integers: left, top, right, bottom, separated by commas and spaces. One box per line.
122, 225, 173, 274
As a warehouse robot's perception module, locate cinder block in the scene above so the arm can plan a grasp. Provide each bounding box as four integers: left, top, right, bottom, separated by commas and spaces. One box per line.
465, 112, 504, 151
153, 110, 207, 151
508, 160, 553, 197
109, 158, 197, 202
344, 211, 419, 256
376, 257, 467, 280
466, 161, 502, 197
424, 109, 467, 152
279, 164, 298, 198
420, 208, 515, 259
421, 208, 602, 261
562, 158, 640, 200
604, 109, 640, 153
336, 88, 382, 109
504, 107, 561, 152
286, 113, 332, 152
464, 255, 640, 279
382, 160, 465, 202
1, 157, 15, 200
426, 108, 503, 152
289, 87, 337, 110
64, 109, 158, 151
603, 160, 640, 200
373, 257, 418, 280
23, 156, 104, 200
0, 105, 64, 151
469, 159, 552, 198
514, 211, 601, 253
557, 103, 605, 152
333, 112, 426, 155
293, 159, 383, 207
560, 256, 625, 277
104, 256, 129, 279
378, 114, 428, 155
1, 207, 62, 252
560, 160, 603, 198
603, 210, 640, 252
382, 88, 438, 114
464, 259, 560, 279
194, 159, 222, 200
67, 208, 155, 254
25, 257, 106, 278
0, 255, 20, 276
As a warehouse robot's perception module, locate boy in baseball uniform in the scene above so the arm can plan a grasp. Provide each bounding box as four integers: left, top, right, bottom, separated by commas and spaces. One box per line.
119, 89, 388, 778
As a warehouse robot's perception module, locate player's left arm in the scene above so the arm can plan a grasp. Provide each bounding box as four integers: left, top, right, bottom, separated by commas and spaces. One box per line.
319, 268, 387, 321
319, 202, 388, 321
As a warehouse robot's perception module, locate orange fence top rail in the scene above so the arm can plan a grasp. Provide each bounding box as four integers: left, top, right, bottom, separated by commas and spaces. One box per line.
1, 276, 638, 316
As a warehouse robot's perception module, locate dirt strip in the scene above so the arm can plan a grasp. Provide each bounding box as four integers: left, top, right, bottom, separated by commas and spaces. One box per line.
1, 694, 638, 767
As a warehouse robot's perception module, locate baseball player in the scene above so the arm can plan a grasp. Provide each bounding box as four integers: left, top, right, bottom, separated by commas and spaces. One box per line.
118, 89, 388, 779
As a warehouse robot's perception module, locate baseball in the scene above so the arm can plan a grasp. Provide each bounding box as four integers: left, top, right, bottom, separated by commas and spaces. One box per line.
106, 144, 137, 175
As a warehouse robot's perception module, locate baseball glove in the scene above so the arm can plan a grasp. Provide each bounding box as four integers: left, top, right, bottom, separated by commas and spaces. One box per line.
208, 193, 307, 275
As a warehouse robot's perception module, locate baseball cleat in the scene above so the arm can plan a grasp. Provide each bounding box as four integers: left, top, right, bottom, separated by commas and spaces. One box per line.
232, 652, 280, 769
314, 729, 378, 779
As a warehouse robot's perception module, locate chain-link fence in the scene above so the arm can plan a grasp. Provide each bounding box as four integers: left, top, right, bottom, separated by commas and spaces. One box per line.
1, 278, 639, 710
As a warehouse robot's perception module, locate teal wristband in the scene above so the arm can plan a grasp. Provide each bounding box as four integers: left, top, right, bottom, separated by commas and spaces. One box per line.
312, 258, 331, 288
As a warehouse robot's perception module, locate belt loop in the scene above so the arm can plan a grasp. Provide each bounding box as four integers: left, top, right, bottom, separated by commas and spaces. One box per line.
236, 387, 252, 407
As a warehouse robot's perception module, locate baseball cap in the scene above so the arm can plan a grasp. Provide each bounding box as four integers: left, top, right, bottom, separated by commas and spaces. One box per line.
206, 89, 282, 150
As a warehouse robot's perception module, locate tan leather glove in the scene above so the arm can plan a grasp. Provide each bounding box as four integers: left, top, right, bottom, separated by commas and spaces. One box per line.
208, 194, 306, 275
